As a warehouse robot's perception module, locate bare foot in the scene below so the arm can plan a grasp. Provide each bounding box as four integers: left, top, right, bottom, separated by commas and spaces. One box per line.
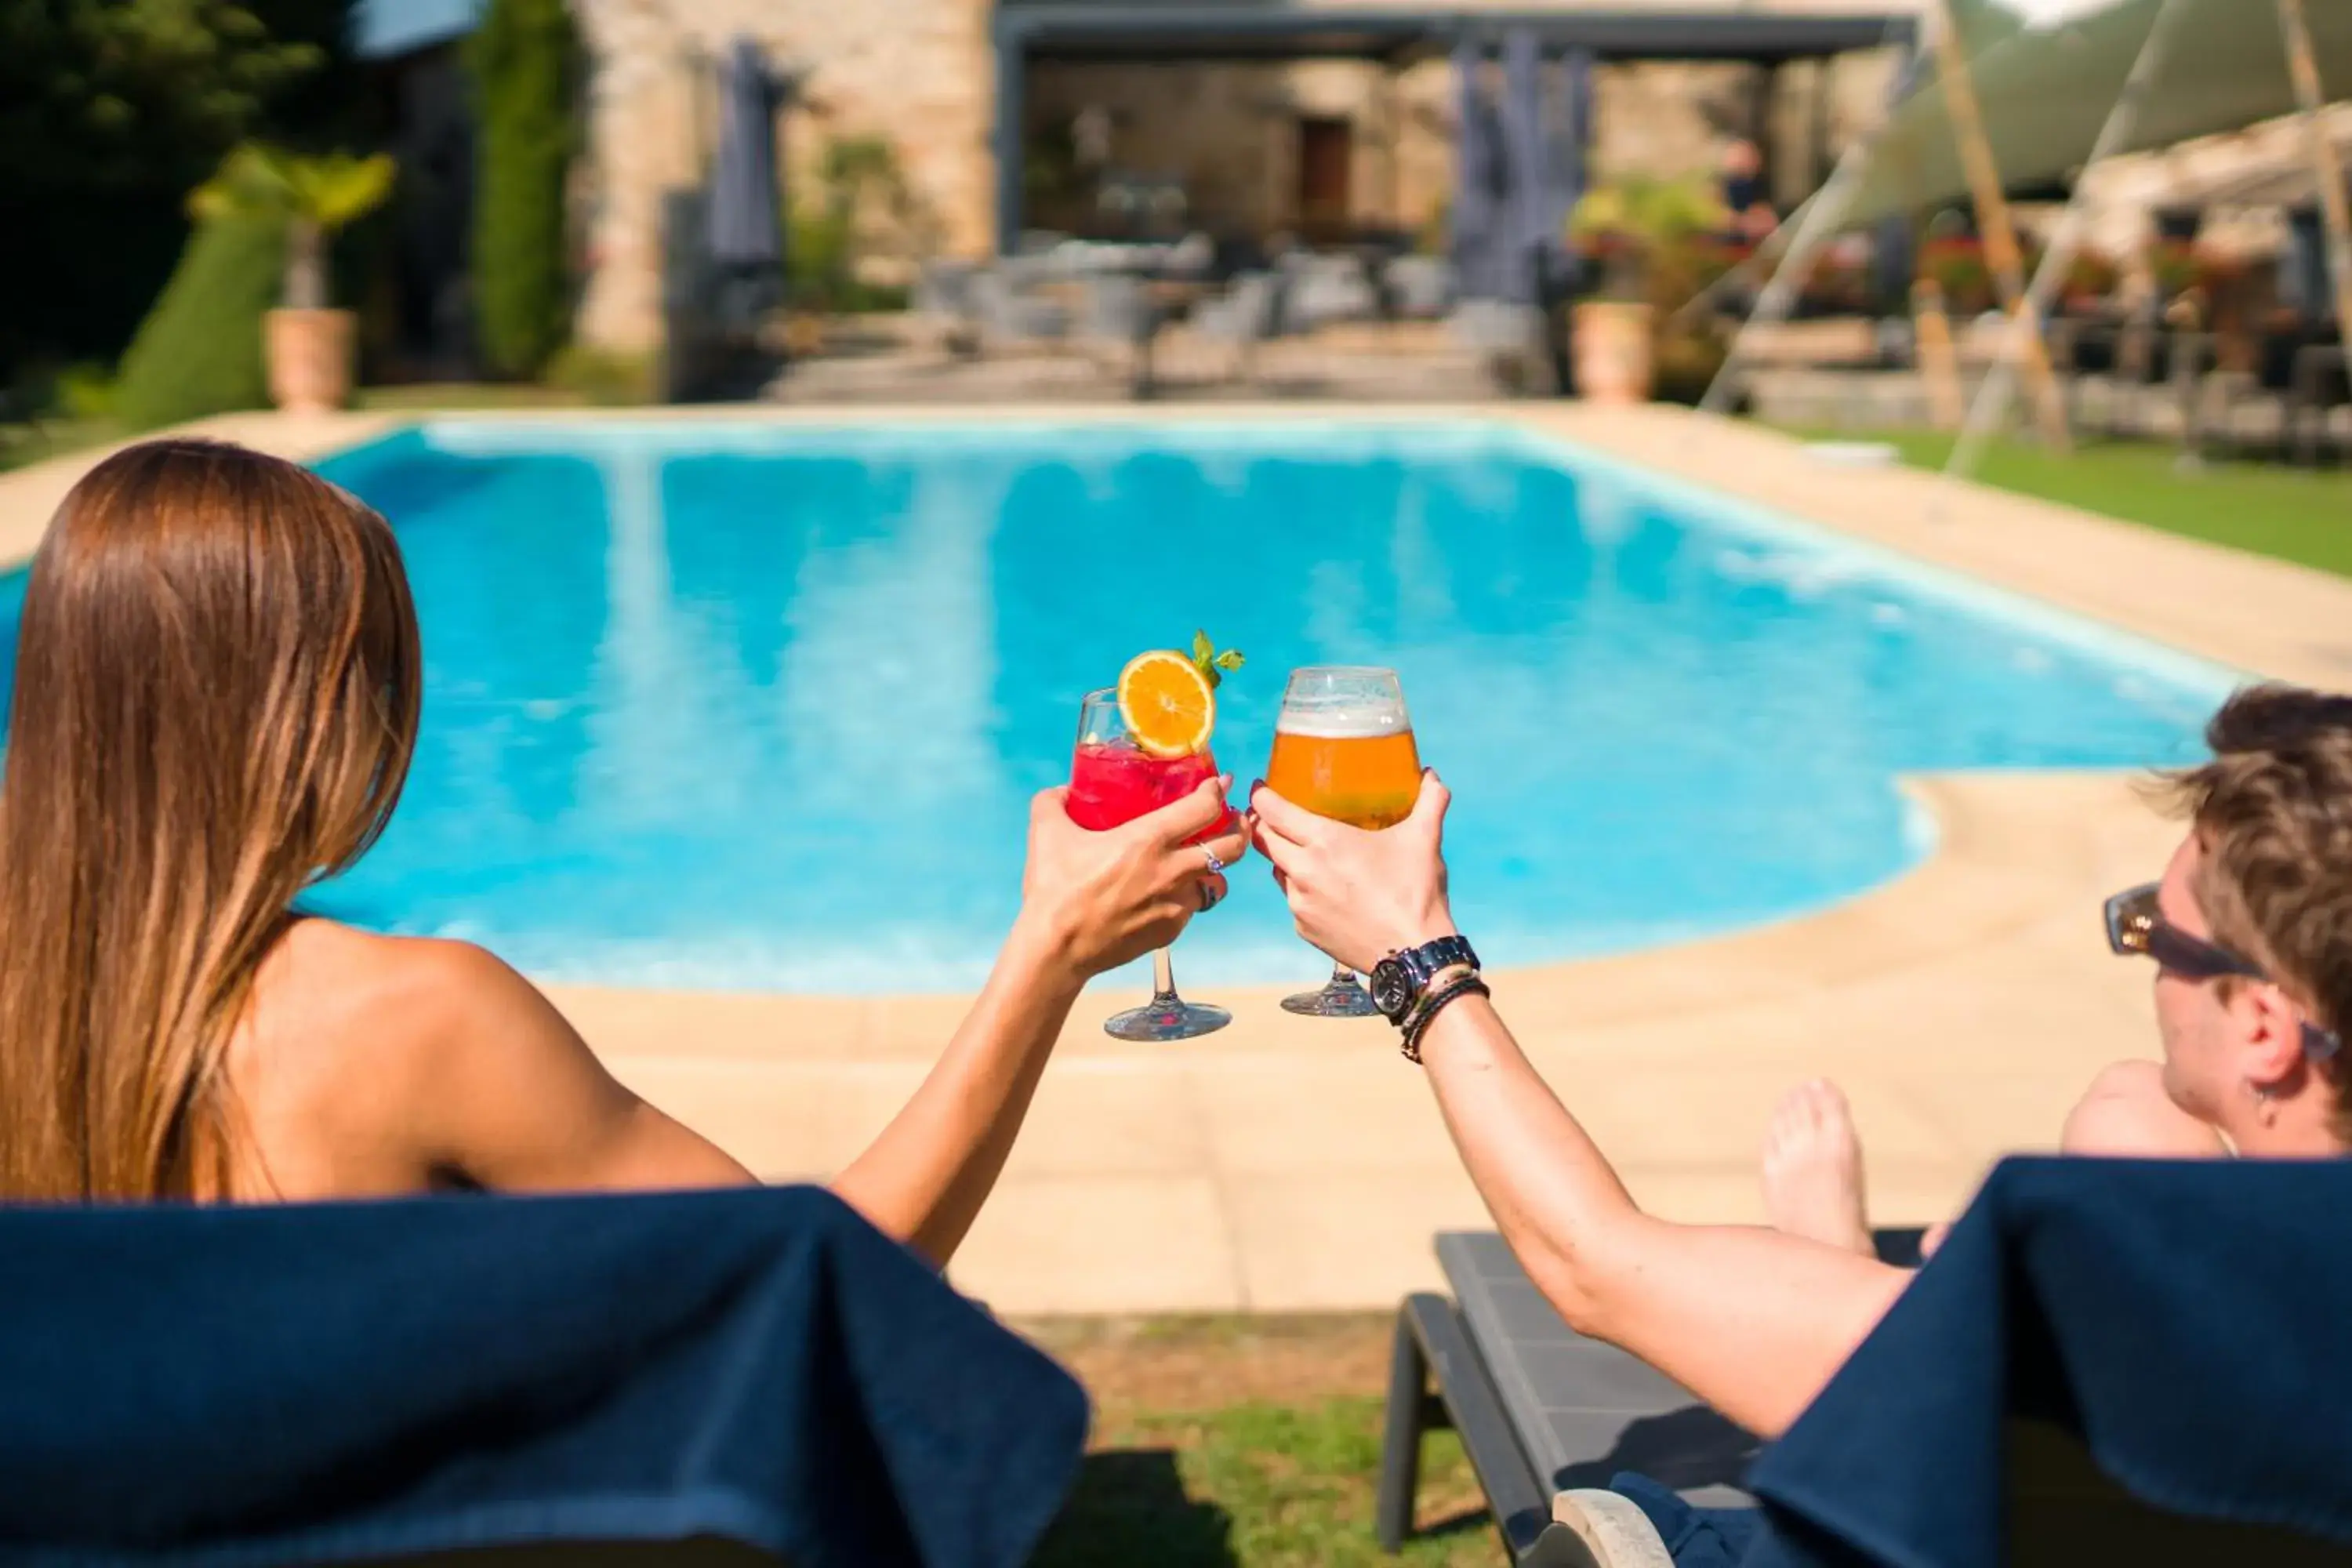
1761, 1080, 1874, 1257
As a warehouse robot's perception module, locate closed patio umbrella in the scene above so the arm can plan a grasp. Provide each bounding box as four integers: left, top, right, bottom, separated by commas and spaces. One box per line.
1498, 28, 1556, 307
1452, 36, 1507, 300
1551, 49, 1595, 292
706, 34, 787, 326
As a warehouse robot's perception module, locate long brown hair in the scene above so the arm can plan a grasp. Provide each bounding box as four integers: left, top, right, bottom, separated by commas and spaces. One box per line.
0, 439, 421, 1200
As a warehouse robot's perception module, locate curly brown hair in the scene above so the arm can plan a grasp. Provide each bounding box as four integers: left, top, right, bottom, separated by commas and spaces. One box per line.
2164, 684, 2352, 1133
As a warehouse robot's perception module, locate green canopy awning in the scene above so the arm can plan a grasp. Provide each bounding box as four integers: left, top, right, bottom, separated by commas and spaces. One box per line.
1842, 0, 2352, 227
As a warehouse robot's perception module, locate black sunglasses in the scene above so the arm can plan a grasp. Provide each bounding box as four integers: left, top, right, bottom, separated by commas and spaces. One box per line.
2104, 883, 2340, 1059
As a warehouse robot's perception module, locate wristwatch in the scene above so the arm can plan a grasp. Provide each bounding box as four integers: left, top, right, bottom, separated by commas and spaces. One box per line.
1370, 935, 1481, 1025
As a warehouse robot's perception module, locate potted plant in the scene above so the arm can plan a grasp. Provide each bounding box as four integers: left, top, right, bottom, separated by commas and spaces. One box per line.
1921, 236, 1994, 317
190, 144, 396, 414
2061, 249, 2122, 316
1568, 176, 1726, 404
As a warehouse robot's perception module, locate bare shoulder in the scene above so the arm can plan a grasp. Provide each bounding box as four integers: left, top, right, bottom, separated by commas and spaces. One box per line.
256, 919, 550, 1065
2061, 1059, 2229, 1159
241, 919, 744, 1196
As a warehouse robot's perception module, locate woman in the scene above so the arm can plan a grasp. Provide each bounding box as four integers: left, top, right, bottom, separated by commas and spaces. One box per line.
0, 438, 1246, 1270
1250, 681, 2352, 1438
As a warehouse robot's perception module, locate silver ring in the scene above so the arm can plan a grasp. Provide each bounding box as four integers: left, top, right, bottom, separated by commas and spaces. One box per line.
1201, 847, 1226, 875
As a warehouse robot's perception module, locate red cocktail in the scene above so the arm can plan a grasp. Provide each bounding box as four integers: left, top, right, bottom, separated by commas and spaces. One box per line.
1068, 683, 1232, 1040
1067, 742, 1235, 840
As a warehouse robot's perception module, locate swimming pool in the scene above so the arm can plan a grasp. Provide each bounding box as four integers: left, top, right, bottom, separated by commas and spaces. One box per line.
1, 420, 2238, 993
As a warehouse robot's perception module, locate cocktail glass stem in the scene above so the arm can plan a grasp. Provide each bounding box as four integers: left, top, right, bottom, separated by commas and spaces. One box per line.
1105, 946, 1232, 1041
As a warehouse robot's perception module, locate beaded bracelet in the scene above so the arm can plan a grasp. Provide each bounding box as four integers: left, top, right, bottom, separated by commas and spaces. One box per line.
1400, 973, 1491, 1064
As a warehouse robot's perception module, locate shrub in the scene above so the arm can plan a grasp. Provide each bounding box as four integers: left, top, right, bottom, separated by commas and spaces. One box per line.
113, 212, 287, 430
469, 0, 576, 377
53, 364, 117, 420
543, 343, 655, 405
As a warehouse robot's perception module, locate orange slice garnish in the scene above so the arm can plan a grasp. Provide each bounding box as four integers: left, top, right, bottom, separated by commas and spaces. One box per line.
1117, 649, 1217, 758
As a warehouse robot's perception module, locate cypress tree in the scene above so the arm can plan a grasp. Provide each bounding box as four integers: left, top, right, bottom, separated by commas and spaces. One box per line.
469, 0, 576, 378
113, 213, 288, 431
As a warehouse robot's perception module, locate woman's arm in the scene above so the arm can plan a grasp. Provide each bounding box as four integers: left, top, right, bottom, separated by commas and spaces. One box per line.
405, 779, 1245, 1269
1249, 775, 1906, 1439
829, 780, 1246, 1261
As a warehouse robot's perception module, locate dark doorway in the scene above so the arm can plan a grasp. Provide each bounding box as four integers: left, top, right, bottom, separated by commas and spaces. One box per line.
1296, 116, 1352, 240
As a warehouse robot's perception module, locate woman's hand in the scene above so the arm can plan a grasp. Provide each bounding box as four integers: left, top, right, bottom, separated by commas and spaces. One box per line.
1250, 771, 1454, 975
1015, 778, 1249, 982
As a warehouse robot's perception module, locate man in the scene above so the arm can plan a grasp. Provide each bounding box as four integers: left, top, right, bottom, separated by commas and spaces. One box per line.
1250, 684, 2352, 1439
1718, 140, 1778, 247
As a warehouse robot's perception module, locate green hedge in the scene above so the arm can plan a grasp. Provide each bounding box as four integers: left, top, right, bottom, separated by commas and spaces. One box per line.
469, 0, 575, 378
113, 213, 287, 431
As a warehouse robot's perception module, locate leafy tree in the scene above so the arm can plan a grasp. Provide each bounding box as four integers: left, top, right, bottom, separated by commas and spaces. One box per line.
0, 0, 357, 377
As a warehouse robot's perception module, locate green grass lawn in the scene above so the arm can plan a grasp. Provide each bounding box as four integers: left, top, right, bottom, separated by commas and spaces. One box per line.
1023, 1316, 1498, 1568
1782, 428, 2352, 581
1035, 1397, 1494, 1568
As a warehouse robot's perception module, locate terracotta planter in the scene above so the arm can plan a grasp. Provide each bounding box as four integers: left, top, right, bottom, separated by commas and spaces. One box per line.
782, 313, 827, 358
265, 308, 355, 414
1573, 301, 1655, 404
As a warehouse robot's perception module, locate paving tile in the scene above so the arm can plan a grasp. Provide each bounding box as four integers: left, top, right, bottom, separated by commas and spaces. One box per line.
949, 1176, 1242, 1316
602, 1057, 927, 1178
1221, 1168, 1493, 1311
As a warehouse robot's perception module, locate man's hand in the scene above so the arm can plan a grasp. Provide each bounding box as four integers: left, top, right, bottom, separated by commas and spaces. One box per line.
1250, 770, 1455, 975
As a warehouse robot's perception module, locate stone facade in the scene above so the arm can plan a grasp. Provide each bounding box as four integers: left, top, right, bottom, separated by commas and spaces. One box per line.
564, 0, 1909, 352
572, 0, 995, 351
1024, 52, 1896, 249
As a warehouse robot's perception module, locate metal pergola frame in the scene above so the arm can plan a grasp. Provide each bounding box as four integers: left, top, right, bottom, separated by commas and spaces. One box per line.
989, 3, 1919, 253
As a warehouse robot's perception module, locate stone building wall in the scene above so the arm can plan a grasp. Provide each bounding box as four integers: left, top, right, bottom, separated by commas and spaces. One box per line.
1025, 51, 1901, 249
572, 0, 994, 351
565, 0, 1907, 352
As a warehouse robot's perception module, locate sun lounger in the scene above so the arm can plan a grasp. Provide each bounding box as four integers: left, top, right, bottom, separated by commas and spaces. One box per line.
1379, 1229, 1918, 1566
0, 1186, 1086, 1567
1388, 1158, 2352, 1566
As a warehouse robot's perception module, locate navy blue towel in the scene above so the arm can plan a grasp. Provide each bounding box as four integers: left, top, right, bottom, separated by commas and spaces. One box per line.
1740, 1156, 2352, 1565
0, 1185, 1089, 1568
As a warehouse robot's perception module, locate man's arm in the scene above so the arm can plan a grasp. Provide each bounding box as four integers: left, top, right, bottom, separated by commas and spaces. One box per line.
1412, 993, 1908, 1438
1251, 775, 1907, 1439
830, 781, 1246, 1263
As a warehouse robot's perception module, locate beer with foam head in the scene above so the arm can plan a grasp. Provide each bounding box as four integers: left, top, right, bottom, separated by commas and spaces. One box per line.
1266, 712, 1421, 829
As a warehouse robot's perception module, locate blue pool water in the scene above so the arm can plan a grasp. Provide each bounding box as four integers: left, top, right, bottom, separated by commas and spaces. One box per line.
1, 422, 2236, 992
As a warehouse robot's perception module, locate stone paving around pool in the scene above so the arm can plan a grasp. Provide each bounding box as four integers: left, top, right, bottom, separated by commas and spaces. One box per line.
5, 405, 2346, 1314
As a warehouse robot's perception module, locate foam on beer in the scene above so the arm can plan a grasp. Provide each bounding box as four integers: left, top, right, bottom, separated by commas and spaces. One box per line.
1273, 702, 1412, 739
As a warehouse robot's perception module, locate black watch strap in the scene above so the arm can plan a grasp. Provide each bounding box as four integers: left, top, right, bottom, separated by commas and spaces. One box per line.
1402, 935, 1477, 990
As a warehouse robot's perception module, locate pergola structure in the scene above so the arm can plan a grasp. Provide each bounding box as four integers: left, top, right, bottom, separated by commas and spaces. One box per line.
988, 2, 1921, 254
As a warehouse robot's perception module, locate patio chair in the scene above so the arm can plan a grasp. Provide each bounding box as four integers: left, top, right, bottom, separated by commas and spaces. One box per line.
1383, 1158, 2352, 1566
0, 1185, 1087, 1568
974, 264, 1072, 354
1386, 256, 1457, 321
1192, 270, 1279, 385
1080, 273, 1163, 395
913, 260, 982, 358
2289, 340, 2348, 468
1378, 1229, 1918, 1566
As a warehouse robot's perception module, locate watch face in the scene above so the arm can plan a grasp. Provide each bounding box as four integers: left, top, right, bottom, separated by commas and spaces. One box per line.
1370, 959, 1414, 1020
